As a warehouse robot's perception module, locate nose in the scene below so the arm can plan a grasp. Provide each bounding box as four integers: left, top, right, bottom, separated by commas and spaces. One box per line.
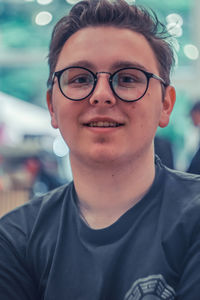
89, 73, 117, 106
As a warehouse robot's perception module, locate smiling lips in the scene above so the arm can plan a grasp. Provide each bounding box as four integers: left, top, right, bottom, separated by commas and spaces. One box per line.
86, 121, 123, 128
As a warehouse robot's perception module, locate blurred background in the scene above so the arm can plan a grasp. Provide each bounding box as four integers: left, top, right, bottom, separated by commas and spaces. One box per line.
0, 0, 200, 215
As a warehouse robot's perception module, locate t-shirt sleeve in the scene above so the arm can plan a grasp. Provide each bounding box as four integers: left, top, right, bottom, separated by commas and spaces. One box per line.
0, 208, 40, 299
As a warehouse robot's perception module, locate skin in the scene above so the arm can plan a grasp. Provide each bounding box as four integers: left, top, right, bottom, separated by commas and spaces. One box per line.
47, 26, 176, 229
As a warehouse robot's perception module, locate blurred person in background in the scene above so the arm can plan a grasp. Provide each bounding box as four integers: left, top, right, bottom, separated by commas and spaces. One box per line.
187, 101, 200, 174
25, 153, 64, 197
0, 0, 200, 299
0, 153, 63, 194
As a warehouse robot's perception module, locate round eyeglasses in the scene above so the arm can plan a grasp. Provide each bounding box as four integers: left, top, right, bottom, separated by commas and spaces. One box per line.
52, 66, 167, 102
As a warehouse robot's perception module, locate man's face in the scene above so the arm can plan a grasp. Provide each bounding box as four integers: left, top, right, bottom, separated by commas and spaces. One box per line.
47, 26, 175, 167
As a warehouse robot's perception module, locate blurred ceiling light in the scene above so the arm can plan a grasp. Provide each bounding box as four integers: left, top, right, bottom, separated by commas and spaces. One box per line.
166, 13, 183, 27
65, 0, 81, 4
35, 11, 52, 26
167, 23, 183, 38
24, 0, 35, 2
184, 44, 199, 60
53, 137, 69, 157
37, 0, 53, 4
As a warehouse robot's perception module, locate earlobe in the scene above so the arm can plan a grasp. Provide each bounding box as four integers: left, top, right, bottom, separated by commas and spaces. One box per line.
46, 90, 58, 129
159, 85, 176, 128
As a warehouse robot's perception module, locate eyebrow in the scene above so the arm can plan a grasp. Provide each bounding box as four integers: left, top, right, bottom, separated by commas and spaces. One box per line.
110, 61, 148, 72
58, 60, 149, 72
60, 61, 95, 70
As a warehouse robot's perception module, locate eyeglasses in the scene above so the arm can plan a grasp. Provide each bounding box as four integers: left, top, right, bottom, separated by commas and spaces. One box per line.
52, 66, 167, 102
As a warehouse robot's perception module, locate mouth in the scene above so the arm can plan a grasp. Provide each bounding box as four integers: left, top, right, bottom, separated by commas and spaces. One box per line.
84, 121, 124, 128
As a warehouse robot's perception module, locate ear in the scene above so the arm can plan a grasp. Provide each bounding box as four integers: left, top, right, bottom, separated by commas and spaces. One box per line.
159, 85, 176, 128
46, 90, 58, 129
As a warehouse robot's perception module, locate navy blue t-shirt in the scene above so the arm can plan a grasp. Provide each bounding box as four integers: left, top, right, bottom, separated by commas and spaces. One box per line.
0, 159, 200, 299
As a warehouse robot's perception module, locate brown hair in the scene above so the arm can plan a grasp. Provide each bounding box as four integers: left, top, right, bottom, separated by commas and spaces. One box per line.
47, 0, 175, 88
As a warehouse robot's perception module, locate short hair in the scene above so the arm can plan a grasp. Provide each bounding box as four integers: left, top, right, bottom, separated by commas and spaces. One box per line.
47, 0, 175, 89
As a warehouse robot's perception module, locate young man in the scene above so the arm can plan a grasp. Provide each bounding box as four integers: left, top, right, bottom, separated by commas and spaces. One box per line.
0, 0, 200, 299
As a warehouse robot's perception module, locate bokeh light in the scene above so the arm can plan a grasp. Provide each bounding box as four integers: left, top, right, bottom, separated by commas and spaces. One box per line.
125, 0, 136, 4
167, 23, 183, 38
166, 13, 183, 38
183, 44, 199, 60
53, 137, 69, 157
37, 0, 53, 5
35, 11, 53, 26
166, 13, 183, 27
65, 0, 81, 4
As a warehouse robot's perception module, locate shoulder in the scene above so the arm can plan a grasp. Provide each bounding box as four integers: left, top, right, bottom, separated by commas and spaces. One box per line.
0, 182, 74, 242
155, 159, 200, 221
163, 166, 200, 197
156, 156, 200, 197
157, 163, 200, 233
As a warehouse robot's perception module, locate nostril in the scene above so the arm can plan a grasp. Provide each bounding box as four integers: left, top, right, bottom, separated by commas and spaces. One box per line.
105, 100, 112, 104
92, 99, 113, 105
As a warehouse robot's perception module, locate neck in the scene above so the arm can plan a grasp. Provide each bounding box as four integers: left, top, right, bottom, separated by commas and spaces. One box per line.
70, 149, 155, 229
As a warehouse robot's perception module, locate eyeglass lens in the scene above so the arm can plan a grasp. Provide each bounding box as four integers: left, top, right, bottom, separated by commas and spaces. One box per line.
59, 67, 148, 101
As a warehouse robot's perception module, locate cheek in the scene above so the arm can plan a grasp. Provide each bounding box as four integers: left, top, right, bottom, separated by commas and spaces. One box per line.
129, 100, 149, 120
57, 118, 77, 150
52, 93, 74, 125
129, 97, 162, 131
53, 100, 84, 143
58, 109, 75, 135
52, 101, 72, 134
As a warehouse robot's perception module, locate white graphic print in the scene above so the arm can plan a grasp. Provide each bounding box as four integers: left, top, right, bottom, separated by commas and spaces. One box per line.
124, 274, 175, 300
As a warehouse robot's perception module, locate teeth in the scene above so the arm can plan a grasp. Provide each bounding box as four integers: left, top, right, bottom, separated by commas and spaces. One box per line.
88, 121, 121, 127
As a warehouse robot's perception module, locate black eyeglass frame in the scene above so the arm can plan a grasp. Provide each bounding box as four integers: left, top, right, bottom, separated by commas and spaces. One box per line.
52, 66, 167, 102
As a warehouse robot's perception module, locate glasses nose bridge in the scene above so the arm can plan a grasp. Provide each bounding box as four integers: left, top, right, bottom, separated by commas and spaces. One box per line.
94, 71, 113, 88
96, 71, 112, 77
89, 71, 116, 105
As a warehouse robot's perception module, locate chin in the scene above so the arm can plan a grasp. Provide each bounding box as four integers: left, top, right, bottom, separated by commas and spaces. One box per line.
88, 149, 124, 165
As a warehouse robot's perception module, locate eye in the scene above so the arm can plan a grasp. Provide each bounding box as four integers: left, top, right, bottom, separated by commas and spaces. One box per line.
115, 73, 141, 87
113, 70, 146, 88
61, 70, 94, 87
71, 75, 92, 84
119, 75, 136, 83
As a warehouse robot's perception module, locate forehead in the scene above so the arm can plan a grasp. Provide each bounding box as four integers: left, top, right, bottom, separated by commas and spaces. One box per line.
56, 26, 159, 73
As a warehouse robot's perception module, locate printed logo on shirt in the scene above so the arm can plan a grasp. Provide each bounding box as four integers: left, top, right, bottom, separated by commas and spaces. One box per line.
124, 274, 175, 300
